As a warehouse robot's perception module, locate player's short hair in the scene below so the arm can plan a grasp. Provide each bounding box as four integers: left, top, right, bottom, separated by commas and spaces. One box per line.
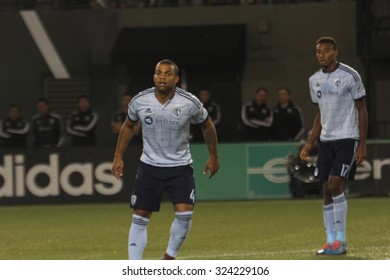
157, 59, 179, 75
316, 36, 337, 50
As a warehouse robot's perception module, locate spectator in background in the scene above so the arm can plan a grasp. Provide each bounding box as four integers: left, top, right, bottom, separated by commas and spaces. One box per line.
31, 98, 62, 148
0, 104, 29, 148
111, 92, 141, 144
67, 94, 99, 146
190, 85, 221, 142
240, 87, 273, 141
271, 87, 304, 141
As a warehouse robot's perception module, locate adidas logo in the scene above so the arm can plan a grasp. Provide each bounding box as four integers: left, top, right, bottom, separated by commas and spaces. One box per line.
145, 108, 152, 113
130, 243, 137, 247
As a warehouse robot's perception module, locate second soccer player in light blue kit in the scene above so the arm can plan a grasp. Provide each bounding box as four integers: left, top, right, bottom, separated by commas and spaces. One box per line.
301, 37, 367, 255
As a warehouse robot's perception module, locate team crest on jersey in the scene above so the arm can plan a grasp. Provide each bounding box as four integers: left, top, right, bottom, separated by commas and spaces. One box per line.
334, 78, 341, 87
173, 106, 182, 117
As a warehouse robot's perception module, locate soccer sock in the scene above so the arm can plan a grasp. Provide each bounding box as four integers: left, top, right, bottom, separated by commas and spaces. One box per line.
166, 211, 193, 258
128, 214, 149, 260
333, 193, 348, 243
323, 204, 336, 244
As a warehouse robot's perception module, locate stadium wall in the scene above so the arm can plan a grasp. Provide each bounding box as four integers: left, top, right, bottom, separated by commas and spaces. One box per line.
1, 141, 389, 205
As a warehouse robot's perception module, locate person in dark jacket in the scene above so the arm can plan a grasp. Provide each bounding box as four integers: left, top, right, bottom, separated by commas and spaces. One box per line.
271, 87, 304, 141
190, 85, 222, 142
31, 98, 62, 148
0, 104, 29, 148
67, 94, 99, 146
241, 87, 273, 141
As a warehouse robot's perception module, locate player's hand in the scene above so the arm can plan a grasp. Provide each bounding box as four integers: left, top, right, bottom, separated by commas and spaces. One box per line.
203, 157, 220, 179
355, 144, 367, 165
112, 157, 124, 180
299, 143, 312, 161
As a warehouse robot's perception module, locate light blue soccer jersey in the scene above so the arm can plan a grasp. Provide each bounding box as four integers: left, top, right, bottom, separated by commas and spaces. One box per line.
128, 87, 208, 167
309, 63, 366, 141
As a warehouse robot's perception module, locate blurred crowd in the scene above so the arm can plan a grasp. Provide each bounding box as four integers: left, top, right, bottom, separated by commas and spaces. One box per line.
2, 0, 351, 11
90, 0, 350, 9
0, 86, 305, 148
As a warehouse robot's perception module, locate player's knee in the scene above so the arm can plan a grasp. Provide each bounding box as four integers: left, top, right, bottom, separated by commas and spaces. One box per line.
328, 176, 344, 196
175, 211, 193, 222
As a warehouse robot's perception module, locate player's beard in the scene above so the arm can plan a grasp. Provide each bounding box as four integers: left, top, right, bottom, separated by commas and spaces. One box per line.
156, 83, 174, 95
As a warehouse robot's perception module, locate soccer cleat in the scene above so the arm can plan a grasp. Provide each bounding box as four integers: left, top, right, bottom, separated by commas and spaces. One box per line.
316, 243, 332, 255
161, 252, 175, 260
328, 241, 347, 255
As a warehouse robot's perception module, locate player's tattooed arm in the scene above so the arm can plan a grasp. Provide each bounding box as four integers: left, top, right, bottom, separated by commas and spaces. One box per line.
201, 117, 220, 178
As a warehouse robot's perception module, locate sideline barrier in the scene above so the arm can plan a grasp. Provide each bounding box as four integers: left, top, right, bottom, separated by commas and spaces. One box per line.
192, 140, 390, 200
1, 141, 389, 204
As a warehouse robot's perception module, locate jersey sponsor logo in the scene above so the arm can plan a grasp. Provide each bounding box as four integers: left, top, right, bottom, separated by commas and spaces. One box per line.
321, 90, 339, 96
144, 116, 153, 125
155, 118, 180, 126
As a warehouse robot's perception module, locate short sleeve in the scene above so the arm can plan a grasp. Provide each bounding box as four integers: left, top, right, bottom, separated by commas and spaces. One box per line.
192, 105, 209, 124
350, 74, 366, 100
309, 78, 319, 104
128, 100, 139, 122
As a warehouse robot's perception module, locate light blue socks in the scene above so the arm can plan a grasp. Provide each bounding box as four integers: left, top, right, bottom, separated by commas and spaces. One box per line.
128, 214, 150, 260
166, 211, 193, 258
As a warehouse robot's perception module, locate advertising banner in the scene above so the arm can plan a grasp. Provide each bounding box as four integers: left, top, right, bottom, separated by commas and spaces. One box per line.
1, 141, 389, 204
0, 146, 142, 204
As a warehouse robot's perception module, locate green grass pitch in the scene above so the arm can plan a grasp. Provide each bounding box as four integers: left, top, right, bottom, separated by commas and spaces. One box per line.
1, 198, 389, 260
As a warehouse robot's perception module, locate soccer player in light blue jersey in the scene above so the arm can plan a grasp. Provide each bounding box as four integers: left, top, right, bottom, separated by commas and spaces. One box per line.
300, 37, 368, 255
112, 59, 220, 260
